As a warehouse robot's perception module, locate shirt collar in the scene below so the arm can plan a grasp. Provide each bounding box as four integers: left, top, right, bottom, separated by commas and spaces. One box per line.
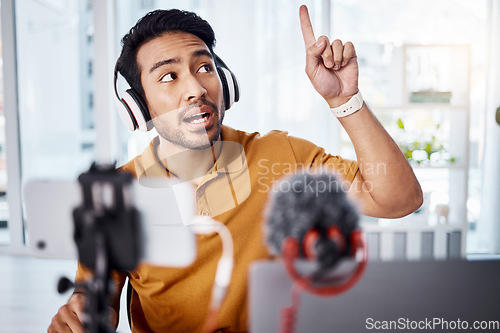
137, 126, 245, 178
211, 125, 246, 174
137, 136, 170, 178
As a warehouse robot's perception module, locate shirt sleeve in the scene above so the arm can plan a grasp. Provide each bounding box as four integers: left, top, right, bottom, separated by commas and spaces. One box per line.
286, 135, 359, 184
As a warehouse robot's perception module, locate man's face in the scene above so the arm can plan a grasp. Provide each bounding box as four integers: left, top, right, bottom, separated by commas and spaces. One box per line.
137, 32, 225, 149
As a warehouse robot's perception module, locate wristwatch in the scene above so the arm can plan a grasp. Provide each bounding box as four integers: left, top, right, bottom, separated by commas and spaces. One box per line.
330, 91, 364, 118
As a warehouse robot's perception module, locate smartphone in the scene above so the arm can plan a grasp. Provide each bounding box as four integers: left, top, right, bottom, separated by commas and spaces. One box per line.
23, 178, 197, 267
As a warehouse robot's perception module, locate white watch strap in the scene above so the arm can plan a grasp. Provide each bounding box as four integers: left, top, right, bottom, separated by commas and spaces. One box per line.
330, 91, 364, 118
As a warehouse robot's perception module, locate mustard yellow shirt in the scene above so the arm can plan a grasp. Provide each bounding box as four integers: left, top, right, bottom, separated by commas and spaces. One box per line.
75, 125, 358, 332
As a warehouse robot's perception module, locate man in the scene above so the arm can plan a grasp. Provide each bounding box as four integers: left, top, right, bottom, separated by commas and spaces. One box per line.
48, 6, 422, 333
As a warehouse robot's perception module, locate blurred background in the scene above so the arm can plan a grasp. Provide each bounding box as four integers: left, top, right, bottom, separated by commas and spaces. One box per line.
0, 0, 499, 331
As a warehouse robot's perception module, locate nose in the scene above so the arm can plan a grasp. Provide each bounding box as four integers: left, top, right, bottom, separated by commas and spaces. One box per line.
183, 74, 207, 102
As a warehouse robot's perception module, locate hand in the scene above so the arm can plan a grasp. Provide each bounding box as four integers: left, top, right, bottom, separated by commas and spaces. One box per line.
47, 293, 86, 333
299, 5, 359, 107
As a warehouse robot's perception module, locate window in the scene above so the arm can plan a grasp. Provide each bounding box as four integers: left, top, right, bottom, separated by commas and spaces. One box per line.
1, 0, 498, 257
0, 0, 9, 245
114, 1, 494, 257
15, 0, 95, 182
1, 0, 96, 250
332, 0, 490, 256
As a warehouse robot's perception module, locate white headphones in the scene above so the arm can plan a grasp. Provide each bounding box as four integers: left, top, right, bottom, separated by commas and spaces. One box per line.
113, 54, 240, 132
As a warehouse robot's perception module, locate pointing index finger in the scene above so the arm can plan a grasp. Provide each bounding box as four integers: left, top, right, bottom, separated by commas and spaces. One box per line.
299, 5, 316, 47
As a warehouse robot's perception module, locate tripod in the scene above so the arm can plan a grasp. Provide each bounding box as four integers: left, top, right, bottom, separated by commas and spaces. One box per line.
59, 163, 141, 333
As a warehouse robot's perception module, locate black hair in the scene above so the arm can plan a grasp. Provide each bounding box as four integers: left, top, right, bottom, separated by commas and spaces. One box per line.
116, 9, 216, 97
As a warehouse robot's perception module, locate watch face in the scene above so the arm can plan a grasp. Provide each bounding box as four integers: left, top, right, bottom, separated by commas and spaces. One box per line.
496, 106, 500, 126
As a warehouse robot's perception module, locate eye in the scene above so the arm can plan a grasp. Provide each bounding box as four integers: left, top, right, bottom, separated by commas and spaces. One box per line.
160, 72, 177, 82
198, 64, 213, 73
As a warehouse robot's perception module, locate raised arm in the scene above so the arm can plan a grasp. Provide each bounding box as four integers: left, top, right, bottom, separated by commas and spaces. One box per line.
299, 5, 422, 218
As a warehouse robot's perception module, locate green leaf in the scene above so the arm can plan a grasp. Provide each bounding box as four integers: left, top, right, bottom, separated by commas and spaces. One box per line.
424, 143, 433, 154
397, 118, 405, 130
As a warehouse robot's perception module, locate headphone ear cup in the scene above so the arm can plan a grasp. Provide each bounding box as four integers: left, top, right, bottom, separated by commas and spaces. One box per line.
115, 92, 138, 132
122, 89, 153, 132
217, 66, 240, 110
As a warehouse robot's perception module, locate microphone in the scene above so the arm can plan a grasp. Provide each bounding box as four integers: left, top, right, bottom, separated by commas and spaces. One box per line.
264, 169, 360, 273
264, 170, 367, 333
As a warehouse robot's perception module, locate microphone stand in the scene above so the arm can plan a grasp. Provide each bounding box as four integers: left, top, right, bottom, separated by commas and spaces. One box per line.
59, 162, 141, 333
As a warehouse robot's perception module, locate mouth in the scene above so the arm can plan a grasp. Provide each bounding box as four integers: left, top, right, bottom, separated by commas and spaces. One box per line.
182, 104, 215, 129
183, 111, 211, 124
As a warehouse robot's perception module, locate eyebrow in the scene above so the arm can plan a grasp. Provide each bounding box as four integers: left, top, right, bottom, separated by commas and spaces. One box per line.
149, 49, 213, 74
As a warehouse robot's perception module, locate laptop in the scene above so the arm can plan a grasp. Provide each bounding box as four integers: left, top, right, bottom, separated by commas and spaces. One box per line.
249, 259, 500, 332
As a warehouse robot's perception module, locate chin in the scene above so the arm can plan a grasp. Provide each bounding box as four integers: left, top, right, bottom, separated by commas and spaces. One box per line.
155, 113, 223, 150
190, 142, 216, 150
157, 128, 221, 150
188, 132, 221, 150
